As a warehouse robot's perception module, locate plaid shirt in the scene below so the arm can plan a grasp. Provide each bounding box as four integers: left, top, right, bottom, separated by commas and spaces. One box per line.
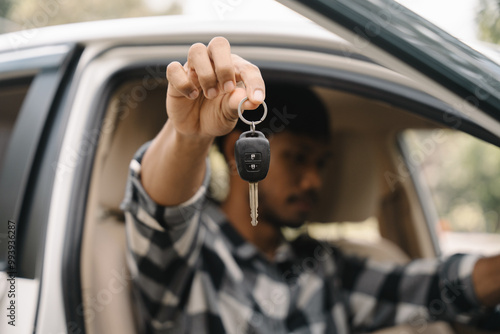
121, 143, 500, 333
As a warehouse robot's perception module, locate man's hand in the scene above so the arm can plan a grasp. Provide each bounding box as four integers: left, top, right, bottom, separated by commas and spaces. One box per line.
166, 37, 265, 139
141, 37, 265, 206
473, 254, 500, 307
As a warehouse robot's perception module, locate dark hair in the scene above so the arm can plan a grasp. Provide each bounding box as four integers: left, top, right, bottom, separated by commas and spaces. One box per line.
216, 83, 330, 154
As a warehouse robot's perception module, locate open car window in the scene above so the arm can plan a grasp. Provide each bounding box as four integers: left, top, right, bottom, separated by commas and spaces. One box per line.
401, 129, 500, 256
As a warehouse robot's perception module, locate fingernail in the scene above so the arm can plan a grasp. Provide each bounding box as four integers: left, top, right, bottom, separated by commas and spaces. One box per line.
207, 88, 217, 99
224, 81, 235, 93
189, 90, 199, 100
253, 89, 264, 103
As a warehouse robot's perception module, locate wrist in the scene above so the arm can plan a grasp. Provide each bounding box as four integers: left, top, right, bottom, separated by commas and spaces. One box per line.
166, 120, 215, 153
141, 120, 214, 206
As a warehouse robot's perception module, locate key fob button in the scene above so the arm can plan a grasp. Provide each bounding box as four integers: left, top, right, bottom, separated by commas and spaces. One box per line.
244, 152, 261, 161
245, 163, 261, 172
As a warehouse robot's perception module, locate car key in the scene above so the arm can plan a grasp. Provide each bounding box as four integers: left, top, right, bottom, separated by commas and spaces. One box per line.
235, 97, 270, 226
235, 131, 270, 225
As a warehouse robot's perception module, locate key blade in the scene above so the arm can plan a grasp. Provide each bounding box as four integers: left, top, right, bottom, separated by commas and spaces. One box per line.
254, 182, 258, 226
250, 182, 258, 226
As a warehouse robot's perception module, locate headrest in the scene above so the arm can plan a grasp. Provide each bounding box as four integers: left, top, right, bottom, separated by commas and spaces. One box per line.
308, 132, 380, 222
98, 83, 166, 212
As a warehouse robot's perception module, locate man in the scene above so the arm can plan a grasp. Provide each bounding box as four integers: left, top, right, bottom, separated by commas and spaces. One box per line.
121, 37, 500, 333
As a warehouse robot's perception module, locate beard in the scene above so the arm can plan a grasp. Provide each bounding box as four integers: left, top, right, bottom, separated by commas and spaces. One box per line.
258, 190, 319, 228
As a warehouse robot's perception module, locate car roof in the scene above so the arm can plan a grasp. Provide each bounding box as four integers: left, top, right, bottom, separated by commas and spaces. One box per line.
0, 15, 348, 54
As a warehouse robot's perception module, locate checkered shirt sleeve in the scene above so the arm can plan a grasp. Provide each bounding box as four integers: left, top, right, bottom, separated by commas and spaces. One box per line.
339, 253, 500, 332
120, 141, 212, 332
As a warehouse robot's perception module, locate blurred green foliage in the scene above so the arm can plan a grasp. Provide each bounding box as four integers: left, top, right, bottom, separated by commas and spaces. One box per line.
1, 0, 181, 33
477, 0, 500, 43
0, 0, 13, 17
405, 130, 500, 234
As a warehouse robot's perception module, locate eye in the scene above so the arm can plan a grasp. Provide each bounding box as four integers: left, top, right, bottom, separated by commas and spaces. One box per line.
317, 158, 327, 170
293, 152, 307, 165
317, 153, 332, 170
283, 150, 307, 166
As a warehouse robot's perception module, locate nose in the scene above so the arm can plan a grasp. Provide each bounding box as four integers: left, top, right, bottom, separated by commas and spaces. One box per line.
299, 165, 323, 191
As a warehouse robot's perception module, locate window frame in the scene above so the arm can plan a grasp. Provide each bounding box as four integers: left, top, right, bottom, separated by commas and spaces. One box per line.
0, 43, 82, 333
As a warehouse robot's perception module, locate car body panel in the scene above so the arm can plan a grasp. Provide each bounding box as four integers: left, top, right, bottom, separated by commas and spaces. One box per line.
0, 277, 38, 333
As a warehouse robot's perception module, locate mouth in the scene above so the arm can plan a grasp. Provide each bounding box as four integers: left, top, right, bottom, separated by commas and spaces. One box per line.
287, 192, 318, 212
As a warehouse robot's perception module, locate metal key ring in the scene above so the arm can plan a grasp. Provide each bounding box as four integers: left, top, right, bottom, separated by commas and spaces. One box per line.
237, 97, 268, 128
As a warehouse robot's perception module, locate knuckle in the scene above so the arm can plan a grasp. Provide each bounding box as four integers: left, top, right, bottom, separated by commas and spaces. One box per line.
250, 62, 261, 72
189, 43, 207, 57
176, 80, 192, 93
166, 62, 181, 78
244, 62, 260, 73
198, 72, 217, 87
166, 61, 179, 72
208, 36, 229, 49
215, 64, 233, 77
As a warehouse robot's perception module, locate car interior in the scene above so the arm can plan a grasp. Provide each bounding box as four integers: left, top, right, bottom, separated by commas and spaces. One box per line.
79, 67, 490, 334
0, 77, 32, 172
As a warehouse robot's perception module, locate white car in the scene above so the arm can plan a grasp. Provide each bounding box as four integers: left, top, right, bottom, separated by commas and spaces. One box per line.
1, 1, 500, 333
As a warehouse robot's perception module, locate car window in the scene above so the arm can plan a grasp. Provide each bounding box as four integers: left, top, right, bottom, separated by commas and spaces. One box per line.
0, 76, 33, 175
401, 129, 500, 256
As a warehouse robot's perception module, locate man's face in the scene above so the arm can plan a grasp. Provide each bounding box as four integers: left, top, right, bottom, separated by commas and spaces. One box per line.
258, 132, 331, 228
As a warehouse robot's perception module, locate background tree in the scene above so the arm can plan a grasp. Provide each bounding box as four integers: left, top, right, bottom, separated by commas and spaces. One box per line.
0, 0, 13, 33
406, 130, 500, 234
1, 0, 181, 33
0, 0, 12, 17
477, 0, 500, 43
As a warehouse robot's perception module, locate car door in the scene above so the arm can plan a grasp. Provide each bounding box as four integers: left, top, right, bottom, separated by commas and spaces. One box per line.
0, 43, 81, 333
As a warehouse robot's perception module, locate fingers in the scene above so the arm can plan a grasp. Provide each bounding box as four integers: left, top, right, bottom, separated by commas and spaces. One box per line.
167, 37, 265, 105
188, 43, 219, 99
232, 54, 265, 105
207, 37, 235, 94
166, 61, 199, 99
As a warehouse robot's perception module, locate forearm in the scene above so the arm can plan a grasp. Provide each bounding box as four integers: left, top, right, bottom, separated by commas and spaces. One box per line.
141, 120, 214, 206
473, 254, 500, 307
